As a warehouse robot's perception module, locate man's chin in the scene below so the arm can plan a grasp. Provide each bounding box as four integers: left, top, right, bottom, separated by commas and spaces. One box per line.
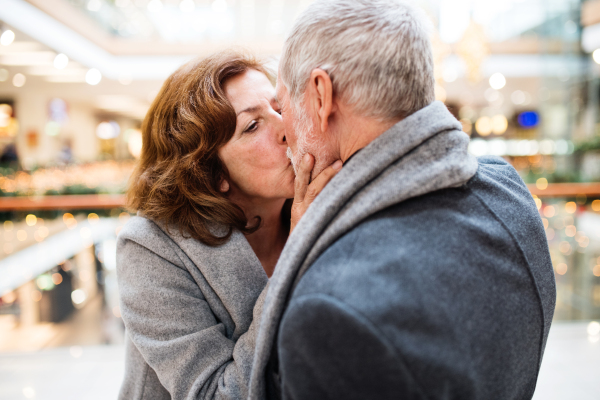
286, 147, 300, 174
289, 150, 334, 182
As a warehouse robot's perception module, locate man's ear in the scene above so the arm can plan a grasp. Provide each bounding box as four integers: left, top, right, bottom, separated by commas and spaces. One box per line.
307, 68, 334, 134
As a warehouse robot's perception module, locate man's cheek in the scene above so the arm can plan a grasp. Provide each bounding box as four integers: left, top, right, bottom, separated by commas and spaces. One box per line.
284, 122, 296, 145
286, 147, 300, 174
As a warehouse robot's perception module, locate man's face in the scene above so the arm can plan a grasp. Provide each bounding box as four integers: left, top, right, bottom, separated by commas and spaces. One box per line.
276, 77, 300, 169
276, 75, 333, 179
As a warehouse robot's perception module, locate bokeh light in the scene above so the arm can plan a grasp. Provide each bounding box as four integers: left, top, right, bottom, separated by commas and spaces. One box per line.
491, 115, 507, 135
588, 321, 600, 336
542, 204, 555, 218
96, 121, 121, 139
53, 53, 69, 69
71, 289, 87, 305
475, 116, 492, 136
1, 29, 15, 46
12, 73, 26, 87
25, 214, 37, 226
85, 68, 102, 85
565, 202, 577, 214
556, 263, 568, 275
536, 178, 548, 190
489, 73, 506, 90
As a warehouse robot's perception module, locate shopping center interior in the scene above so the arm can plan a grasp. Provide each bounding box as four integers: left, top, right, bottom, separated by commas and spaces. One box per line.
0, 0, 600, 398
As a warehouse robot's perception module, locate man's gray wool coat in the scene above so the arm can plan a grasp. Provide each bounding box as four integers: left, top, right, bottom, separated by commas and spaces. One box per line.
247, 101, 556, 400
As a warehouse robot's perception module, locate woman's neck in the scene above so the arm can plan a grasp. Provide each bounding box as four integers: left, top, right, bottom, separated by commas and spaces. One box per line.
239, 198, 288, 277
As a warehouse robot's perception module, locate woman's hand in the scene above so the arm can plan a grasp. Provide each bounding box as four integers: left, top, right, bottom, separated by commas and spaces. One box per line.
290, 154, 342, 233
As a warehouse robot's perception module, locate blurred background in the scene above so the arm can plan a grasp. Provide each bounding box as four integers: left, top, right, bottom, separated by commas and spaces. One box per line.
0, 0, 599, 398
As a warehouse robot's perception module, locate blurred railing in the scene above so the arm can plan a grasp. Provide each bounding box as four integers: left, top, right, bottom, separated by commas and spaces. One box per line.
0, 181, 597, 323
0, 195, 126, 211
528, 183, 600, 198
0, 182, 596, 211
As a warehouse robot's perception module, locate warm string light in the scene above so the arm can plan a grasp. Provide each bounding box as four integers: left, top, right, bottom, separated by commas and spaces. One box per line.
535, 195, 600, 280
0, 161, 134, 195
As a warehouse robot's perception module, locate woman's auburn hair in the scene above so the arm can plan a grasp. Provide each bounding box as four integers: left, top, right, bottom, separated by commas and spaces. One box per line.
127, 50, 273, 246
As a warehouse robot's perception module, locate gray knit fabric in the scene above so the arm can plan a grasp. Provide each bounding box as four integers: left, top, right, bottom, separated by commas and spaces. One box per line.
117, 217, 269, 400
248, 101, 479, 399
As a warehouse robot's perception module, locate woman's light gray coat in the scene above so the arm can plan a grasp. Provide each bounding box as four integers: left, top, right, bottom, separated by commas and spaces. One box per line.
116, 216, 268, 400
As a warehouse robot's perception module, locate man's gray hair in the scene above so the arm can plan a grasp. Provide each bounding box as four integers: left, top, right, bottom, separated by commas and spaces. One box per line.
280, 0, 435, 121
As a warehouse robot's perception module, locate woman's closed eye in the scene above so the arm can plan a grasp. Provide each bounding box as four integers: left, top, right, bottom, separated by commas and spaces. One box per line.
244, 120, 259, 133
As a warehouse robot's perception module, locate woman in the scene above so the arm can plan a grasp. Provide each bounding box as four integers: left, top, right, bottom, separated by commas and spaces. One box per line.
117, 50, 340, 399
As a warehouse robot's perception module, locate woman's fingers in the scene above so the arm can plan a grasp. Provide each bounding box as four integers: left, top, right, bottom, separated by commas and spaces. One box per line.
293, 153, 314, 204
303, 160, 342, 203
290, 158, 342, 233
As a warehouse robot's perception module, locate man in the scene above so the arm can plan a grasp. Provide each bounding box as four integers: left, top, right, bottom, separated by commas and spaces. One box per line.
249, 1, 556, 399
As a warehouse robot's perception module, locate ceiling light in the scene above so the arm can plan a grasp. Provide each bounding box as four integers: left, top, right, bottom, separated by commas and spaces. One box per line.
87, 0, 102, 12
593, 49, 600, 65
54, 53, 69, 69
212, 0, 227, 13
442, 68, 458, 83
489, 73, 506, 90
147, 0, 163, 12
86, 68, 102, 85
0, 51, 55, 66
12, 73, 26, 87
0, 41, 45, 55
180, 0, 195, 12
1, 30, 15, 46
96, 121, 121, 139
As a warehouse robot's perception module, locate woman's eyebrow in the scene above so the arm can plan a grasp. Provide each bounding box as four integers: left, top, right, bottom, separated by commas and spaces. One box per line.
237, 97, 278, 116
236, 105, 261, 117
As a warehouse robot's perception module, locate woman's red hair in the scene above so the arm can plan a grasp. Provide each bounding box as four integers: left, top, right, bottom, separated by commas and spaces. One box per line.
127, 50, 273, 246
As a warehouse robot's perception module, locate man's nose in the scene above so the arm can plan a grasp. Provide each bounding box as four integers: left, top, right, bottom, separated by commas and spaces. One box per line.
275, 115, 287, 145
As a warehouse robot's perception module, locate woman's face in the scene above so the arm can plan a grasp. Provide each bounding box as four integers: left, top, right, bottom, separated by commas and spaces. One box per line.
219, 69, 295, 203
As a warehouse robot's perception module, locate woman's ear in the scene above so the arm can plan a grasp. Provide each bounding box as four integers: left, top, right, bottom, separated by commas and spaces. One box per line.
219, 179, 230, 193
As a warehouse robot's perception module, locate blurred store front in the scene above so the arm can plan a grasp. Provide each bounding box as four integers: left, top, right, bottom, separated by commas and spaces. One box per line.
0, 0, 599, 399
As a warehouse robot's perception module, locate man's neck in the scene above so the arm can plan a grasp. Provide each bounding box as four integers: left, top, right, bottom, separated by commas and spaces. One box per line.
335, 110, 401, 163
